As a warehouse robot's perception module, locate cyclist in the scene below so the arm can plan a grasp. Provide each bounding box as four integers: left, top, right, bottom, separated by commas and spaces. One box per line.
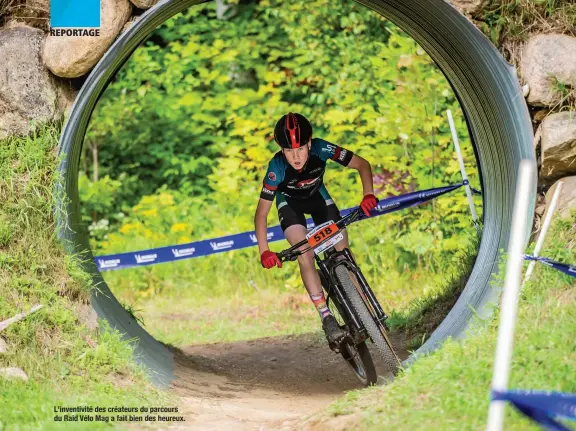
254, 112, 378, 345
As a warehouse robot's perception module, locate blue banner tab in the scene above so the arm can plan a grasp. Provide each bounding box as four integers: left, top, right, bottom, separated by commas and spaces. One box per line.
96, 225, 286, 271
492, 390, 576, 431
524, 255, 576, 278
51, 0, 100, 28
95, 182, 467, 272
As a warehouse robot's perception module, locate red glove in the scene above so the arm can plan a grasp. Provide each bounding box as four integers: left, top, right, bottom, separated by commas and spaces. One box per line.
360, 194, 378, 217
260, 250, 282, 269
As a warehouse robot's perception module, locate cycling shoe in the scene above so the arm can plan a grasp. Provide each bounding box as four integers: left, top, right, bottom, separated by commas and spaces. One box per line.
322, 315, 347, 345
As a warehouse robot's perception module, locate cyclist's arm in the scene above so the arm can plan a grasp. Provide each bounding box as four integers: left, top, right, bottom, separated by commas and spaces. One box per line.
256, 157, 283, 254
347, 154, 375, 196
254, 198, 273, 255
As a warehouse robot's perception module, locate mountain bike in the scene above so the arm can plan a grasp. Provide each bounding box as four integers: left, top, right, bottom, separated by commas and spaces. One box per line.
277, 207, 401, 386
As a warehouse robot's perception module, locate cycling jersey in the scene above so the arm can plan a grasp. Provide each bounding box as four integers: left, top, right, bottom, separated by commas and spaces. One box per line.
260, 138, 354, 204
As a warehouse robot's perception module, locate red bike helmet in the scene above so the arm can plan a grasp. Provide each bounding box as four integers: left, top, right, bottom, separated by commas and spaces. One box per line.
274, 112, 313, 149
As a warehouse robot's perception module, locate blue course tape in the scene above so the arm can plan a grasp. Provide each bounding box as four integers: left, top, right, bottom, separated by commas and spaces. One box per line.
95, 182, 465, 271
524, 255, 576, 279
492, 389, 576, 431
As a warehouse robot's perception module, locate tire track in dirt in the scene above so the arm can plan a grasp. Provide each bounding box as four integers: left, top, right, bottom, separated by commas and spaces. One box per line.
163, 332, 408, 430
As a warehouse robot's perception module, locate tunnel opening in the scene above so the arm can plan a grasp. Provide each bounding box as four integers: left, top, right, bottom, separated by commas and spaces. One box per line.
56, 0, 535, 387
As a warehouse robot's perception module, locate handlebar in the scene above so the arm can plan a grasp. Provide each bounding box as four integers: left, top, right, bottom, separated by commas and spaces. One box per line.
277, 206, 365, 262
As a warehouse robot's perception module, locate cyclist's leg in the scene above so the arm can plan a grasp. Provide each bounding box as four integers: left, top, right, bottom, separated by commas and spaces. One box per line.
278, 196, 346, 344
278, 198, 323, 298
313, 185, 350, 252
306, 190, 350, 341
284, 225, 325, 297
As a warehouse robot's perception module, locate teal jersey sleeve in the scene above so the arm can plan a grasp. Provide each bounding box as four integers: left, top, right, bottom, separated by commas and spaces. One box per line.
260, 154, 285, 201
311, 138, 354, 166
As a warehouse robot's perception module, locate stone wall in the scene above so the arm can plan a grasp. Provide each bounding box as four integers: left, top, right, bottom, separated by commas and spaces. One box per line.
0, 0, 153, 137
449, 0, 576, 221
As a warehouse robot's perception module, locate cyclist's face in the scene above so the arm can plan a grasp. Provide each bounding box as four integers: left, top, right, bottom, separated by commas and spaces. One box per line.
283, 140, 311, 170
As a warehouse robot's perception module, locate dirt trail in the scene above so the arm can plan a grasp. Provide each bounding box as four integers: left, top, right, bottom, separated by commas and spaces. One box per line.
164, 332, 408, 431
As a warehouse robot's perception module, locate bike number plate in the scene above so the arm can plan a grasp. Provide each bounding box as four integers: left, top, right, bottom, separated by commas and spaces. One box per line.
306, 221, 343, 255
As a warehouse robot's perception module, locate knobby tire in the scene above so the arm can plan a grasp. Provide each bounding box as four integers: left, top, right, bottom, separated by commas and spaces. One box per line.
320, 269, 377, 386
329, 296, 377, 386
334, 265, 400, 375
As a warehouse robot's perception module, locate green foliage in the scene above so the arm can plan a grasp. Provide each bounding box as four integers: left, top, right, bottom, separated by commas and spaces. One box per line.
549, 76, 576, 110
82, 0, 483, 353
120, 300, 146, 327
0, 214, 13, 247
86, 0, 481, 289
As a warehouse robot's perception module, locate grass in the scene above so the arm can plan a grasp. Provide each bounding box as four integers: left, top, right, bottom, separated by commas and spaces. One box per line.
122, 288, 320, 347
479, 0, 576, 46
388, 233, 480, 350
103, 234, 478, 348
549, 76, 576, 113
0, 125, 173, 430
301, 214, 576, 430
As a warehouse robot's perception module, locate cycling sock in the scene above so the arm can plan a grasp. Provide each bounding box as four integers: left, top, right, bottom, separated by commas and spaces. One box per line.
310, 292, 331, 320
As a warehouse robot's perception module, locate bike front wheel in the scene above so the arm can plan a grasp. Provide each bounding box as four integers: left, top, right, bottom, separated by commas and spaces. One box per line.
321, 269, 377, 386
335, 265, 401, 375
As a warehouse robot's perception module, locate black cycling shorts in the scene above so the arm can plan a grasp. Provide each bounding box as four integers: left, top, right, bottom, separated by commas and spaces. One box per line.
277, 192, 341, 232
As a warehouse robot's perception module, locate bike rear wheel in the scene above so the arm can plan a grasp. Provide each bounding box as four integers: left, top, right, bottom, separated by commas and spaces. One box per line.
339, 339, 377, 386
335, 265, 401, 375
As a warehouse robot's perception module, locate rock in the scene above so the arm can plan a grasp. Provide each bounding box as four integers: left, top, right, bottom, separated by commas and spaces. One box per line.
521, 35, 576, 107
0, 26, 64, 138
531, 194, 547, 235
535, 203, 546, 217
1, 0, 50, 30
447, 0, 489, 16
0, 367, 28, 381
538, 111, 576, 183
0, 337, 6, 354
533, 109, 550, 123
129, 0, 159, 9
43, 0, 132, 78
55, 79, 79, 117
522, 84, 530, 98
544, 177, 576, 220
